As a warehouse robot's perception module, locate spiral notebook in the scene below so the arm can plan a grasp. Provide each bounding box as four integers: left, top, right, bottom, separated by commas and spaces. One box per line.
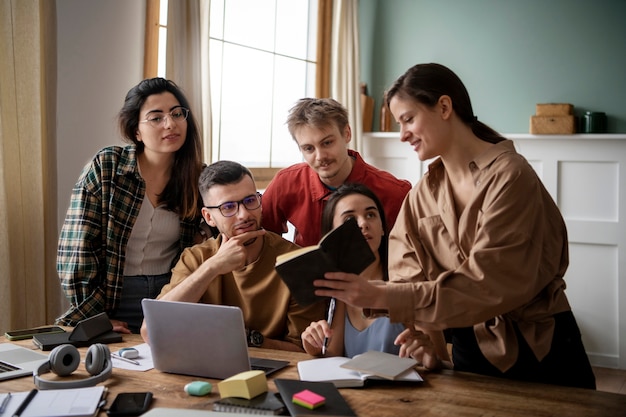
212, 392, 285, 415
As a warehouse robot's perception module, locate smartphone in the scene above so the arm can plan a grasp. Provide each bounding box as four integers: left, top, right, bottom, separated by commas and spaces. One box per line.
4, 325, 65, 341
107, 392, 153, 416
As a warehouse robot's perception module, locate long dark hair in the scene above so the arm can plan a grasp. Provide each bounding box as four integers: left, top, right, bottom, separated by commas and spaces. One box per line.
118, 77, 203, 220
321, 183, 389, 280
385, 63, 505, 144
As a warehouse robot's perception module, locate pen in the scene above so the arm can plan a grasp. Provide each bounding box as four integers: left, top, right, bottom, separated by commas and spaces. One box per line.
111, 353, 140, 365
12, 388, 37, 417
0, 393, 10, 414
322, 297, 336, 356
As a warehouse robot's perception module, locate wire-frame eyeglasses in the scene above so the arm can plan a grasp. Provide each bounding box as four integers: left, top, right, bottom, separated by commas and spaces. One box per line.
140, 107, 189, 128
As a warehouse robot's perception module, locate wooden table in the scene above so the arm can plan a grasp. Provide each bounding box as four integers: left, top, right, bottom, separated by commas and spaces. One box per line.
1, 334, 625, 416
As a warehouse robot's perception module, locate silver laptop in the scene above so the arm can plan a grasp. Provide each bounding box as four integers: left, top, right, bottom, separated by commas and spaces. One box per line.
0, 343, 48, 381
141, 299, 289, 379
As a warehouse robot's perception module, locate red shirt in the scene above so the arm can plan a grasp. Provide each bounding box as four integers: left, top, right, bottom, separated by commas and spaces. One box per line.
261, 150, 412, 247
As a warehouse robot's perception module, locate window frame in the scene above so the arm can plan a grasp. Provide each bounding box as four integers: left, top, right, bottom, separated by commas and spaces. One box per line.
143, 0, 331, 172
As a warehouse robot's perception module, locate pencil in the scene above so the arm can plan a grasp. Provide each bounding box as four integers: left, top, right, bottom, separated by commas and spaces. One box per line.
322, 297, 336, 356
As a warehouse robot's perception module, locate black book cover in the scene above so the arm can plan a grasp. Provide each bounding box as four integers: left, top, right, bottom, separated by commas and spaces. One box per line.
275, 218, 375, 306
274, 378, 357, 416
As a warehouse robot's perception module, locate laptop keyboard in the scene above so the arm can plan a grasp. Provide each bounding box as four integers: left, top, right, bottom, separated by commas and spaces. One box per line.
251, 364, 274, 373
0, 361, 20, 373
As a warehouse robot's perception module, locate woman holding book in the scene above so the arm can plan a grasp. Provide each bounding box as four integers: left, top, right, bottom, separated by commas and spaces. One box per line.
300, 183, 407, 358
313, 63, 596, 389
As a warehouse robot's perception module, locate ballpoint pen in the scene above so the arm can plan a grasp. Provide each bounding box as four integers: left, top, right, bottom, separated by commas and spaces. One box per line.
111, 353, 140, 365
321, 297, 336, 356
11, 388, 37, 417
0, 392, 10, 414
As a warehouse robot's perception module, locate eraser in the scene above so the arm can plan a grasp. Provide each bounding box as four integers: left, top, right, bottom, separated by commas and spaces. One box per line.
118, 347, 139, 359
292, 389, 325, 409
184, 381, 212, 396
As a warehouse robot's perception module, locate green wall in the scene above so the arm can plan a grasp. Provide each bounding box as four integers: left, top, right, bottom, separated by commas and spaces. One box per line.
359, 0, 626, 133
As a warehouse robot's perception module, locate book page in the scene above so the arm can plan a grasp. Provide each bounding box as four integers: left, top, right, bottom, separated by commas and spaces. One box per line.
297, 356, 366, 388
275, 245, 320, 265
340, 350, 418, 380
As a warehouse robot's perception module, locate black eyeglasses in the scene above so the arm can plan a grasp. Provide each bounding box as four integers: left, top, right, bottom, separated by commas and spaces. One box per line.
140, 107, 189, 128
204, 193, 262, 217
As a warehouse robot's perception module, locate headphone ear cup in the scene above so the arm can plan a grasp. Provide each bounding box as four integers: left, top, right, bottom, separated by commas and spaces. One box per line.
48, 344, 81, 377
85, 343, 110, 376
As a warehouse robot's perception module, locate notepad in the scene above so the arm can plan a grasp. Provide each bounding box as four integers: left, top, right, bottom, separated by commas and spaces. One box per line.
0, 386, 105, 417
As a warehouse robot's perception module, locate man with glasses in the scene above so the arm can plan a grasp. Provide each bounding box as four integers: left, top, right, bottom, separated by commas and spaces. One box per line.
140, 161, 325, 351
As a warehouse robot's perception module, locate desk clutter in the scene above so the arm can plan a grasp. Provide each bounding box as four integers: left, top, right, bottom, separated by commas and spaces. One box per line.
5, 332, 625, 416
205, 370, 354, 415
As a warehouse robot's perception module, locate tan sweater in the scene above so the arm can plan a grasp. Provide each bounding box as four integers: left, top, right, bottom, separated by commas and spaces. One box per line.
160, 232, 325, 349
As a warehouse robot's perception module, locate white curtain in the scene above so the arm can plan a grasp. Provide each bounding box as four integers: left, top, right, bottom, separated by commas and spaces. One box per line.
166, 0, 212, 163
330, 0, 362, 152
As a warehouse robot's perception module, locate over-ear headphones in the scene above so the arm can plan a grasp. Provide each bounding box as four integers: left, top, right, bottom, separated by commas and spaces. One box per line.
34, 343, 112, 390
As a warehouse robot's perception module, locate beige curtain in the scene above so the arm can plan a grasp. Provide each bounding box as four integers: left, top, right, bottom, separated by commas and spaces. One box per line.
166, 0, 212, 163
331, 0, 362, 152
0, 0, 61, 332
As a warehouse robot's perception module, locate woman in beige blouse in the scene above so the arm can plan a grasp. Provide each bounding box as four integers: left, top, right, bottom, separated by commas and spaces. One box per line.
314, 63, 596, 389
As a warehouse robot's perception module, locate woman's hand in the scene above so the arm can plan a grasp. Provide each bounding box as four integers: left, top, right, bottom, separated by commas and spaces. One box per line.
301, 320, 331, 355
111, 319, 132, 334
314, 272, 387, 309
395, 327, 441, 370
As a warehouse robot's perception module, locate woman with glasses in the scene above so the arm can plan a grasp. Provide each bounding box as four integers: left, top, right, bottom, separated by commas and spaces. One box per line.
56, 77, 203, 334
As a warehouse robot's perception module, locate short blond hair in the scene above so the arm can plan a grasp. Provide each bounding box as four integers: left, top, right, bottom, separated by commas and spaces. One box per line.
286, 98, 349, 141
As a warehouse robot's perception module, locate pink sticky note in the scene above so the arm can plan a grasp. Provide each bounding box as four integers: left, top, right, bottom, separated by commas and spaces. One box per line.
292, 389, 326, 409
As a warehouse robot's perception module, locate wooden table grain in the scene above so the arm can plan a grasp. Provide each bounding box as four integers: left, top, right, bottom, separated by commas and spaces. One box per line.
1, 334, 624, 416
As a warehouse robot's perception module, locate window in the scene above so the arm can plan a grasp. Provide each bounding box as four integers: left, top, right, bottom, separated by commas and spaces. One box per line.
147, 0, 319, 168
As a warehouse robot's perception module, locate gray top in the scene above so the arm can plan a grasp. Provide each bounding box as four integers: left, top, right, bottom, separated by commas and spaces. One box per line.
344, 314, 405, 358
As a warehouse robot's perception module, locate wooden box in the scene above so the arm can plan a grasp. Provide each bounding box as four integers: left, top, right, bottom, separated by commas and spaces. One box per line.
530, 115, 575, 134
536, 103, 573, 116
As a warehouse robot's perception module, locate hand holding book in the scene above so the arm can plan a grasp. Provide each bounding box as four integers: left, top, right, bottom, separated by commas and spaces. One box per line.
275, 218, 376, 306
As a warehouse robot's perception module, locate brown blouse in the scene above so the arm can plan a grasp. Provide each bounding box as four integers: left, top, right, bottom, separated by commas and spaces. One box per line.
385, 140, 571, 372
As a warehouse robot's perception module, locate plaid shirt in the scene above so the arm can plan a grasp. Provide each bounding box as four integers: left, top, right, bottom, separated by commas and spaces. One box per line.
56, 145, 199, 326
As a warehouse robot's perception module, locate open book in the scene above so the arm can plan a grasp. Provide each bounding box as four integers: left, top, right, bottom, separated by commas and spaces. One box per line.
275, 217, 376, 306
297, 351, 423, 388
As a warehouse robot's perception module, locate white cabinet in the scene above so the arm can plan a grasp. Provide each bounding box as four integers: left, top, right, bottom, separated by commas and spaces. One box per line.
362, 132, 626, 369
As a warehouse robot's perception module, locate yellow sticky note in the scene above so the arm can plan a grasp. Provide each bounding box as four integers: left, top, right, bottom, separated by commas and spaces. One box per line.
217, 370, 267, 399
